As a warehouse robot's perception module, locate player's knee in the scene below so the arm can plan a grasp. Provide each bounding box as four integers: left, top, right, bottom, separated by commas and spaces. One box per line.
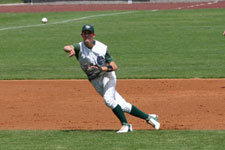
120, 102, 132, 113
103, 97, 118, 109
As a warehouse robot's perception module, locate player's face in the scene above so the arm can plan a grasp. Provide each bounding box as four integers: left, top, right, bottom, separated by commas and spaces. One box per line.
81, 30, 95, 42
81, 30, 95, 48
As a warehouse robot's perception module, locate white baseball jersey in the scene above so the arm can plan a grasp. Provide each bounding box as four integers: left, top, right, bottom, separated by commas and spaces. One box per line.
73, 40, 132, 112
73, 40, 112, 75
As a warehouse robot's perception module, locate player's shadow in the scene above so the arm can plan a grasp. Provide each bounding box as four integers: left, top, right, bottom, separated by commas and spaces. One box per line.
61, 129, 116, 133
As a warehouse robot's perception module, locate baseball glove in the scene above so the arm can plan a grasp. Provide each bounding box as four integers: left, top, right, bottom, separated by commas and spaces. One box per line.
86, 66, 102, 81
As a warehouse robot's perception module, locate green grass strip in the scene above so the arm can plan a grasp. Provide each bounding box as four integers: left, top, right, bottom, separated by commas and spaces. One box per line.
0, 130, 225, 150
0, 0, 24, 4
0, 9, 225, 79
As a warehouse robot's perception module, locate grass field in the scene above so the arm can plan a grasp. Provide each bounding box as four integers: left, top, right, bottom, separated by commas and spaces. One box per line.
1, 8, 225, 150
0, 9, 225, 79
1, 130, 225, 150
0, 0, 24, 4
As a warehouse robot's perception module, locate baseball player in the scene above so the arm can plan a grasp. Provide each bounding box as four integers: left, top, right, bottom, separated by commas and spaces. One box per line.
64, 24, 160, 133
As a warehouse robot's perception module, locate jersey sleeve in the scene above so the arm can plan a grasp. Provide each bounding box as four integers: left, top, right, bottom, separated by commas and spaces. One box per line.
105, 50, 113, 63
73, 43, 80, 59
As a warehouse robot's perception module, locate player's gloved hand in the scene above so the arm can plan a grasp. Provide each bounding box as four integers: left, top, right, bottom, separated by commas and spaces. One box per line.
86, 65, 102, 81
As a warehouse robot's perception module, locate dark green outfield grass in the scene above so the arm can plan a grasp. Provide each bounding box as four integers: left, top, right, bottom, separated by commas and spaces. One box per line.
0, 0, 24, 4
0, 9, 225, 79
0, 130, 225, 150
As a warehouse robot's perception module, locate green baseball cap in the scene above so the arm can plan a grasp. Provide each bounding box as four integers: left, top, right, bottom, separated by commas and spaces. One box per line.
81, 24, 94, 33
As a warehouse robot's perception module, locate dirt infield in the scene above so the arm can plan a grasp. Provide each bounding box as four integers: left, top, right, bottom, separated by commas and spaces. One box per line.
0, 79, 225, 130
1, 1, 225, 130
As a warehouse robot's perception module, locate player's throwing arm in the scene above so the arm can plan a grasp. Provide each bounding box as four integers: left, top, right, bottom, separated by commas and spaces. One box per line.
64, 45, 75, 57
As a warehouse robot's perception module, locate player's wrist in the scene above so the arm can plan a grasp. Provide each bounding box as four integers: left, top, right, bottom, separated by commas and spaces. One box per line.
101, 66, 108, 71
101, 65, 113, 72
106, 65, 113, 72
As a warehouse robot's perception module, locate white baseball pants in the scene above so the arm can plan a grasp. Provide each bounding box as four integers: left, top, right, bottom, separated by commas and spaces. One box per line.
90, 71, 132, 113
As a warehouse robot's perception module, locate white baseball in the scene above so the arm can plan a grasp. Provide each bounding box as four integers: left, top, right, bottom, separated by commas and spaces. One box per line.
42, 17, 48, 23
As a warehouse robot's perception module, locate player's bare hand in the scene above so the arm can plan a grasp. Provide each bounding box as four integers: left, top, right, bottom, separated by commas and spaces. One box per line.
68, 49, 75, 57
64, 45, 75, 57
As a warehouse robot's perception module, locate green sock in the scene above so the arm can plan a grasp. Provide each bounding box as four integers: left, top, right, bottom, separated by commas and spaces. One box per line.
112, 105, 128, 125
130, 105, 149, 120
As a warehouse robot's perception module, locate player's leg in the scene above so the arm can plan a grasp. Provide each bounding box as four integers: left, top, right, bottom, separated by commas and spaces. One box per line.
101, 73, 127, 125
102, 72, 132, 133
91, 73, 130, 129
114, 91, 147, 118
115, 91, 160, 130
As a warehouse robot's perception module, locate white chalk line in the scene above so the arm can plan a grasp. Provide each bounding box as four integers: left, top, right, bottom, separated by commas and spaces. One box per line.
0, 11, 136, 31
144, 0, 219, 11
175, 0, 219, 10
